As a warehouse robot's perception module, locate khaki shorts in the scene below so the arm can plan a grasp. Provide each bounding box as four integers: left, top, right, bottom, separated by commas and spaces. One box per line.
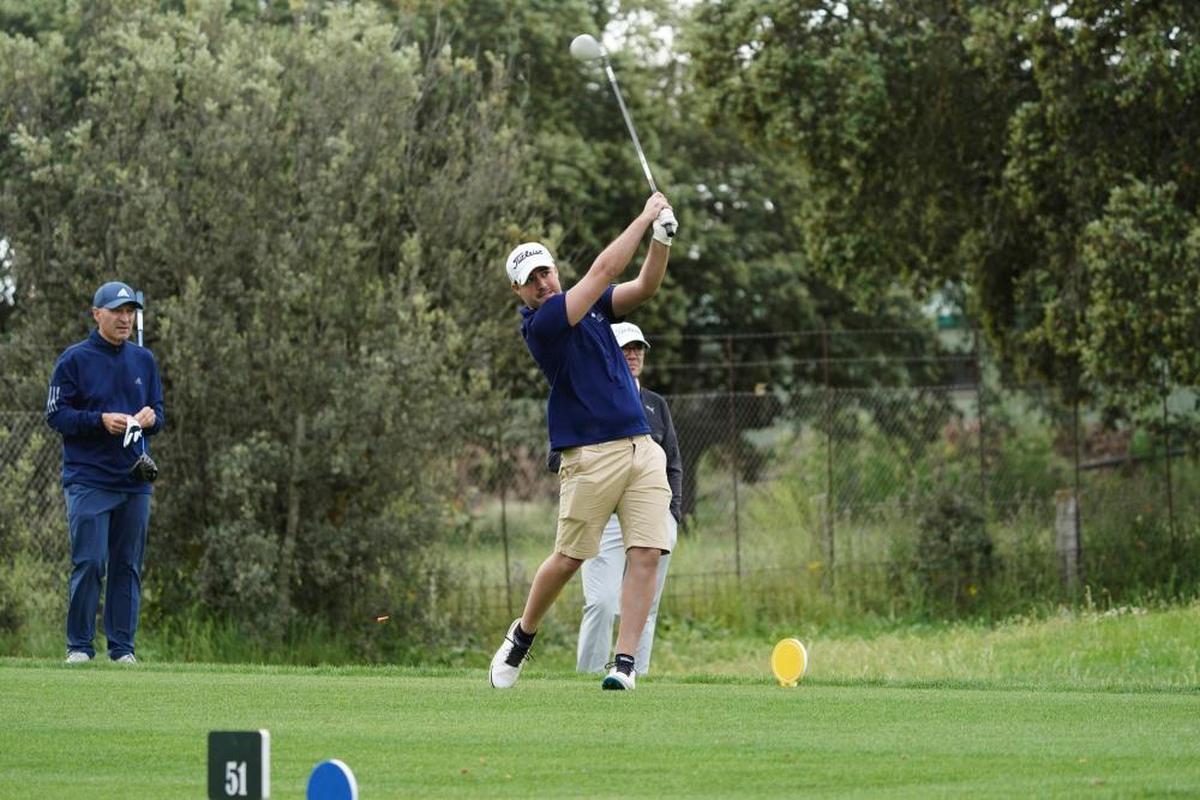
555, 434, 671, 560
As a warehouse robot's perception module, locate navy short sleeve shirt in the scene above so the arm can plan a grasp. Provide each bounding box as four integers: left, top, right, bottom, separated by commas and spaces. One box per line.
520, 286, 650, 451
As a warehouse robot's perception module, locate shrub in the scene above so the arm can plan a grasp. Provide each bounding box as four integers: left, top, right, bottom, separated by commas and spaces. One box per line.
910, 483, 993, 616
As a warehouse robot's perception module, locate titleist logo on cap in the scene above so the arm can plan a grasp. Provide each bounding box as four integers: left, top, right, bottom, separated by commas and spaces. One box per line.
511, 248, 545, 268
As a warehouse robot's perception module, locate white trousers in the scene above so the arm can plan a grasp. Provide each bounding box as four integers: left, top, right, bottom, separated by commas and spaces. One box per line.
576, 512, 677, 674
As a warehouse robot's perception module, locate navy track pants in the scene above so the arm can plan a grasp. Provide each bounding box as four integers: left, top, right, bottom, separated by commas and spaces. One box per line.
64, 484, 150, 660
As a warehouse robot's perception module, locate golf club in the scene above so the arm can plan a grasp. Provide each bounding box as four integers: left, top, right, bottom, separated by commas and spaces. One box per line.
570, 33, 676, 239
135, 290, 144, 347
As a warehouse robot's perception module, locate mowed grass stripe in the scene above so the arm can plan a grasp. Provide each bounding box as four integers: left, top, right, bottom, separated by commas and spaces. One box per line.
3, 662, 1197, 798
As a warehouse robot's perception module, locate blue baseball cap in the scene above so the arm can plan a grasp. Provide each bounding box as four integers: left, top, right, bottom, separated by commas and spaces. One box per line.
93, 281, 142, 310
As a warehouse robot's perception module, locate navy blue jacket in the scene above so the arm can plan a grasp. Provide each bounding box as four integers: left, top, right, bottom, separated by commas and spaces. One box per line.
45, 330, 165, 493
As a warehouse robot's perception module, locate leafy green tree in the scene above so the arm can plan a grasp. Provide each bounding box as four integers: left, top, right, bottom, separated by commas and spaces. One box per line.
685, 0, 1200, 404
1079, 180, 1200, 398
1, 2, 529, 650
687, 1, 1015, 297
986, 1, 1200, 397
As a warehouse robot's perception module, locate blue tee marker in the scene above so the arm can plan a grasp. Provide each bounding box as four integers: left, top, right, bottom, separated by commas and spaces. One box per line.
306, 759, 358, 800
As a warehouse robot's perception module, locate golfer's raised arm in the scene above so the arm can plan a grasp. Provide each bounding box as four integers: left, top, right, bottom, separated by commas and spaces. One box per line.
565, 193, 670, 326
612, 195, 674, 317
611, 237, 670, 318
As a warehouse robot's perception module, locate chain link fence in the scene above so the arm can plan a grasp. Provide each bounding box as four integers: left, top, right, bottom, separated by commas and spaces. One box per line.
1, 346, 66, 627
4, 333, 1199, 633
451, 332, 1200, 628
1, 348, 61, 523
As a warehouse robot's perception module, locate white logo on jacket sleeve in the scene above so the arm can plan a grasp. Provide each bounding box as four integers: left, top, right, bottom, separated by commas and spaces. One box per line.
644, 404, 656, 414
134, 377, 143, 385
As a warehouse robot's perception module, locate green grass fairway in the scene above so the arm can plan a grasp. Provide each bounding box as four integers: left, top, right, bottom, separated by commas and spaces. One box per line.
3, 660, 1197, 798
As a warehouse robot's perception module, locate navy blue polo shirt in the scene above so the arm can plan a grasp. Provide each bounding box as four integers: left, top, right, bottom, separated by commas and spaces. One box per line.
521, 286, 650, 451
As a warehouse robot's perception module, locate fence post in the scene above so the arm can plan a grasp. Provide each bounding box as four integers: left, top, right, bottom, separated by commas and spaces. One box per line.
1055, 488, 1079, 592
1070, 391, 1084, 588
821, 323, 835, 590
974, 329, 988, 527
1161, 388, 1178, 563
726, 335, 742, 581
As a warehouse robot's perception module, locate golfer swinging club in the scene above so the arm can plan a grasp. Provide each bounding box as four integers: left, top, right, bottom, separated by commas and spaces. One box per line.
491, 192, 677, 691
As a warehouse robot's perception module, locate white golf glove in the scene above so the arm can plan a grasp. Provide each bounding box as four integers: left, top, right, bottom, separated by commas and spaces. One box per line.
123, 418, 143, 448
653, 208, 677, 246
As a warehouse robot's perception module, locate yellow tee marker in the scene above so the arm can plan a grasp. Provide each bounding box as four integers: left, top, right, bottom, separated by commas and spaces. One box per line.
771, 638, 808, 687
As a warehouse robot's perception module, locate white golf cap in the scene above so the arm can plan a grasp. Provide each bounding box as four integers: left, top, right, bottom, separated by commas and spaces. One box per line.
611, 321, 650, 349
505, 242, 556, 286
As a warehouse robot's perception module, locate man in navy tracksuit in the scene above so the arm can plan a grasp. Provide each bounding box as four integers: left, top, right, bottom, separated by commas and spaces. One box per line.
45, 281, 164, 664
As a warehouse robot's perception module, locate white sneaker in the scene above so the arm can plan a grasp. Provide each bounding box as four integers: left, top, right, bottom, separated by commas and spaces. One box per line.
64, 651, 92, 664
602, 667, 636, 691
489, 619, 532, 689
114, 654, 138, 664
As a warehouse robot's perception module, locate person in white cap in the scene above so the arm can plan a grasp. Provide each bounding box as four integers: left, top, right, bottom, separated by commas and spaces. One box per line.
547, 322, 682, 676
491, 192, 678, 691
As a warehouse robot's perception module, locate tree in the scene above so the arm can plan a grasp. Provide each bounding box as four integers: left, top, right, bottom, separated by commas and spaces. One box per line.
686, 0, 1200, 403
0, 3, 530, 649
1080, 180, 1200, 398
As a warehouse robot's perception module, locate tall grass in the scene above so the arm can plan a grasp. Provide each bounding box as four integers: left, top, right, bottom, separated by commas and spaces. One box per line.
649, 600, 1200, 690
4, 596, 1198, 690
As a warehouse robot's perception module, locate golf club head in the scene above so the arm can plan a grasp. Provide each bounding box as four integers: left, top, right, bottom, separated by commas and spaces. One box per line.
569, 32, 667, 207
570, 34, 605, 62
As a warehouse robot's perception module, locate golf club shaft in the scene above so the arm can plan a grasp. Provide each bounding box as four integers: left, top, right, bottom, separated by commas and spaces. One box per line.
602, 59, 658, 194
135, 290, 144, 347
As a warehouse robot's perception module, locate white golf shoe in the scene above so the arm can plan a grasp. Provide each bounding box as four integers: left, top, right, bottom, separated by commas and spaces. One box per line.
602, 666, 636, 691
64, 651, 92, 664
114, 654, 138, 664
489, 618, 532, 689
